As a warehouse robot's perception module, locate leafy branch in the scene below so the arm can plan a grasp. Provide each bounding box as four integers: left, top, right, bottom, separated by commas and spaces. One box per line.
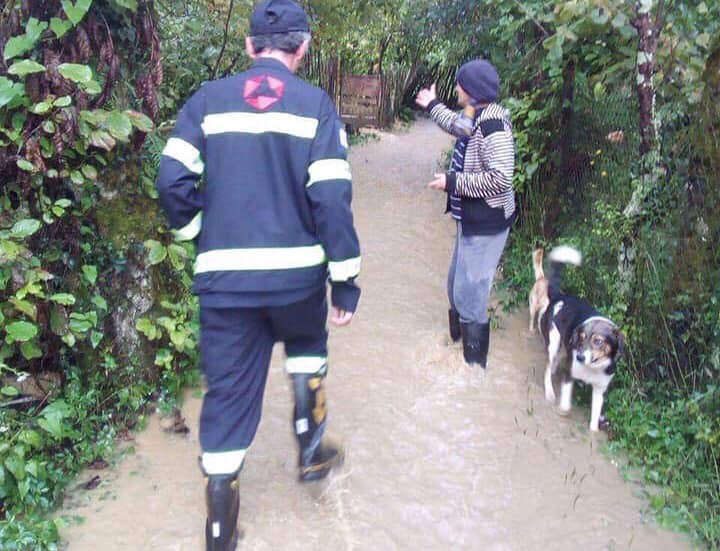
211, 0, 235, 80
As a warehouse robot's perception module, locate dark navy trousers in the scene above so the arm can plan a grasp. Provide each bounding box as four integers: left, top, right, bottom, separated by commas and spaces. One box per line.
199, 289, 328, 453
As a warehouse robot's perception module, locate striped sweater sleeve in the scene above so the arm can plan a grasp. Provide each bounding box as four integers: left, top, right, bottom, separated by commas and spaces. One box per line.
427, 100, 468, 138
156, 89, 206, 241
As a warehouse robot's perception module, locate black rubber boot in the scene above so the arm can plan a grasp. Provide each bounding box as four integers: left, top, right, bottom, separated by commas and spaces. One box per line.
299, 440, 344, 482
292, 372, 344, 482
205, 472, 240, 551
448, 309, 461, 342
461, 322, 490, 368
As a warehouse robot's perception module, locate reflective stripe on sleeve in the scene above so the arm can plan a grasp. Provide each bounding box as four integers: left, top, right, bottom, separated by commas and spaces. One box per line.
195, 245, 326, 273
306, 159, 352, 187
162, 137, 204, 175
201, 112, 319, 139
328, 256, 361, 281
286, 356, 328, 374
173, 211, 202, 241
339, 128, 348, 149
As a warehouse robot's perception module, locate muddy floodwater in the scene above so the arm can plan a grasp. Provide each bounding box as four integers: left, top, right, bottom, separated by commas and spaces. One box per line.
59, 119, 696, 550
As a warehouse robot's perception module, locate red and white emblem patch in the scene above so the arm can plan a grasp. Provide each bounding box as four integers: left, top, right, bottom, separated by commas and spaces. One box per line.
243, 75, 285, 110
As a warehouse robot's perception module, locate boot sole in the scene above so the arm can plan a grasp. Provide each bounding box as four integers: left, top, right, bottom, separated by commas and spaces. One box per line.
298, 449, 345, 482
206, 527, 240, 551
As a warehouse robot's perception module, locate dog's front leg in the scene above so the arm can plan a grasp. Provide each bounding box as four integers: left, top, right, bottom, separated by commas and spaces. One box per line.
544, 364, 556, 402
558, 376, 573, 415
589, 386, 606, 431
544, 326, 562, 402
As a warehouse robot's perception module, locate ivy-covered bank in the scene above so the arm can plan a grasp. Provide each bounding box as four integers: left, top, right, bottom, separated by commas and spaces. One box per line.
0, 1, 198, 547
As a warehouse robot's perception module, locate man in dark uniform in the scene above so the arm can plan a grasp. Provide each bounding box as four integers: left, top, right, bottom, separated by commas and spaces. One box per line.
156, 1, 361, 549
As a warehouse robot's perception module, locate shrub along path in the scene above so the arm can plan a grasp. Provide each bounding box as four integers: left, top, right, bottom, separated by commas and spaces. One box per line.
59, 118, 695, 550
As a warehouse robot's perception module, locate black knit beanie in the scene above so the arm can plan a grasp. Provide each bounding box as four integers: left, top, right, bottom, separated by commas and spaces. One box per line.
456, 59, 499, 103
250, 0, 310, 35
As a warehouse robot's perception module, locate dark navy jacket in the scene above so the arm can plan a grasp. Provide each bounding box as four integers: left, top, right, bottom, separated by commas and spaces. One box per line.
156, 58, 361, 311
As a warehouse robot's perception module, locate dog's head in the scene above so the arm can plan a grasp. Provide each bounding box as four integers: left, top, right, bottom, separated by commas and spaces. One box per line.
569, 318, 624, 372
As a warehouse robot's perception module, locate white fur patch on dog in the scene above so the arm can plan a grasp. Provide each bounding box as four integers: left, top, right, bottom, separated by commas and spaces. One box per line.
547, 325, 562, 366
570, 358, 613, 432
544, 366, 555, 402
548, 246, 582, 266
570, 357, 613, 386
559, 381, 573, 412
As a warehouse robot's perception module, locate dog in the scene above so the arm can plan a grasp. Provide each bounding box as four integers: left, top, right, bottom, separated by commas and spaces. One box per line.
528, 248, 550, 333
531, 246, 624, 432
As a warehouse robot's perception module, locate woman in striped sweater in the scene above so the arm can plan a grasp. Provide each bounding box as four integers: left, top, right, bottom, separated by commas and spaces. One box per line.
416, 59, 516, 369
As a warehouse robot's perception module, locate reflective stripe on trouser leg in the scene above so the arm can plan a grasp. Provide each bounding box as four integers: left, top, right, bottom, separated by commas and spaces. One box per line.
286, 356, 328, 375
202, 449, 247, 475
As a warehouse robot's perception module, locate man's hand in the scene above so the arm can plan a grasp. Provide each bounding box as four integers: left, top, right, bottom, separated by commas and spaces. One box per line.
330, 306, 353, 326
428, 173, 447, 191
415, 83, 437, 109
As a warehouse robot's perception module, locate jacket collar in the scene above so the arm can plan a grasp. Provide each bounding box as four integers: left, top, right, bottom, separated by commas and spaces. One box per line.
251, 57, 293, 74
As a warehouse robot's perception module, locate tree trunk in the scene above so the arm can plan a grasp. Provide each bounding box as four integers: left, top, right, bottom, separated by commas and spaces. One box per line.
376, 34, 393, 76
625, 0, 664, 217
559, 58, 576, 180
618, 0, 665, 313
635, 11, 659, 157
544, 58, 576, 239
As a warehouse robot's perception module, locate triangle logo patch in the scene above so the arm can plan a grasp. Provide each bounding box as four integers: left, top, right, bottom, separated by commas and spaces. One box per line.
244, 75, 285, 110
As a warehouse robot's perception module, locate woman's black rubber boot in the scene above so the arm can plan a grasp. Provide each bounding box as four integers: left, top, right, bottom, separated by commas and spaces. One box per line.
461, 322, 490, 368
448, 309, 461, 342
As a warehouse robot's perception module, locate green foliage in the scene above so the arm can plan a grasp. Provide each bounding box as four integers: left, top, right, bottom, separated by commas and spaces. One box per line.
156, 1, 252, 117
347, 130, 379, 147
607, 379, 720, 546
0, 1, 198, 548
397, 106, 415, 123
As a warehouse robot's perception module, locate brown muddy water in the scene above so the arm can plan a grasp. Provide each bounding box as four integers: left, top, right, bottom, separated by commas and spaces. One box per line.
59, 119, 696, 550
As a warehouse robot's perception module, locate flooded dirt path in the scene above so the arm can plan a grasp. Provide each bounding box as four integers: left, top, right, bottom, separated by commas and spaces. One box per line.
60, 118, 695, 550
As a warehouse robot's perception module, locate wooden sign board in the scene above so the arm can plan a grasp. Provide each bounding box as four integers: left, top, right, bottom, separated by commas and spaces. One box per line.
339, 75, 381, 127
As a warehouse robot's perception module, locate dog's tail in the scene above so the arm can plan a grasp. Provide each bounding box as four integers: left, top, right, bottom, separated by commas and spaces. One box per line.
532, 249, 545, 281
547, 246, 582, 298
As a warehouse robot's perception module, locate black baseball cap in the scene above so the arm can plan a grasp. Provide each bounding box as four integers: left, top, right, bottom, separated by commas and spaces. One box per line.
250, 0, 310, 35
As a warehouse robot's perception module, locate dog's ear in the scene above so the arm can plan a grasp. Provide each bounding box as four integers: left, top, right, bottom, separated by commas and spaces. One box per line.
614, 329, 625, 357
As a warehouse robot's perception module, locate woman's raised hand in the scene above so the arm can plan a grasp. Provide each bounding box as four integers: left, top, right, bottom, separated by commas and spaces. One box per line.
415, 83, 437, 109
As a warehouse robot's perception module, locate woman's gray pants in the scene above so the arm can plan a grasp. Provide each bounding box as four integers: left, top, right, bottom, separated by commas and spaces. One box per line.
447, 223, 509, 324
